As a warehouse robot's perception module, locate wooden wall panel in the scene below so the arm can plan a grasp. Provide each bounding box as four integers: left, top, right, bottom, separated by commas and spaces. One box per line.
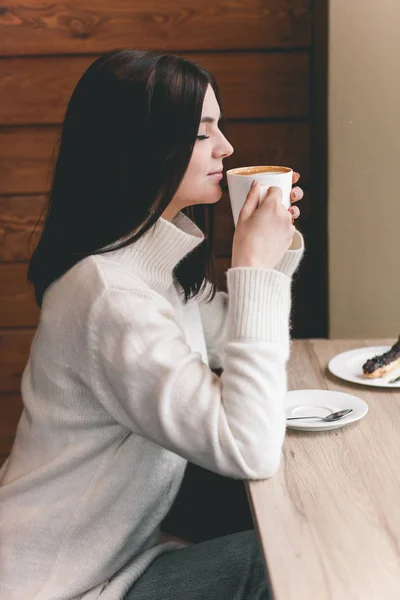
0, 329, 34, 392
0, 263, 39, 327
0, 122, 309, 195
0, 53, 309, 124
0, 394, 23, 460
0, 194, 45, 261
0, 1, 312, 56
0, 127, 58, 194
224, 122, 310, 183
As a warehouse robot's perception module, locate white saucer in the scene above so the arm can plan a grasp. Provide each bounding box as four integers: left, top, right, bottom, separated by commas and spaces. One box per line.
285, 389, 368, 431
328, 346, 400, 388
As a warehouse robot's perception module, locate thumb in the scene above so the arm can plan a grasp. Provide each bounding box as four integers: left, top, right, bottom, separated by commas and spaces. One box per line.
238, 180, 260, 220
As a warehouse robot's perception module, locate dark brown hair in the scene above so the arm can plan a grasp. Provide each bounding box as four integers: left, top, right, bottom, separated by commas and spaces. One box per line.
28, 49, 222, 306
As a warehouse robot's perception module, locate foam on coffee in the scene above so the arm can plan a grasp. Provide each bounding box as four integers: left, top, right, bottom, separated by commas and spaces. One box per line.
228, 166, 291, 176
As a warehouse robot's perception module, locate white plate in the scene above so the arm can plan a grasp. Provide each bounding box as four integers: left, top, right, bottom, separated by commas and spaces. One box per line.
285, 389, 368, 431
328, 346, 400, 388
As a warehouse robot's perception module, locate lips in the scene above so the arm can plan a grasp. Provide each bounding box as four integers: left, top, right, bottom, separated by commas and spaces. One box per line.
208, 171, 223, 180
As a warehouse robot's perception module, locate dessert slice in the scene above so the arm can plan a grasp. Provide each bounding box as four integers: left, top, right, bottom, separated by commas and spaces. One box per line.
362, 336, 400, 378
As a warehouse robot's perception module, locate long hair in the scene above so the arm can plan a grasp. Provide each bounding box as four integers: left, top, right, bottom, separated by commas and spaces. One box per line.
28, 49, 221, 306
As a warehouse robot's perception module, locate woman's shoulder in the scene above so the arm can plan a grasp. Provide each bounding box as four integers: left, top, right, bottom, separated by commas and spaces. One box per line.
84, 253, 152, 295
43, 253, 157, 316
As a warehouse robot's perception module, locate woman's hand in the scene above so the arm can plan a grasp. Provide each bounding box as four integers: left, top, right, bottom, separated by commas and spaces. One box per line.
231, 171, 304, 269
289, 172, 303, 223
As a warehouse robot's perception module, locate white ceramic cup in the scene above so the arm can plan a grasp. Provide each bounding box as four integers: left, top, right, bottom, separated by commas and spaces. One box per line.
226, 165, 293, 226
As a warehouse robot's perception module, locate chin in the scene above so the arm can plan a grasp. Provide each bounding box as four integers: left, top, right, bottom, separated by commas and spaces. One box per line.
204, 188, 223, 204
183, 188, 222, 209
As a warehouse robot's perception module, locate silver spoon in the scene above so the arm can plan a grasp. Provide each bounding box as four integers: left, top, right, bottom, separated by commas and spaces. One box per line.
287, 408, 353, 421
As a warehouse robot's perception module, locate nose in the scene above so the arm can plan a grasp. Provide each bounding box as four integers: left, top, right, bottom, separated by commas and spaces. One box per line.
214, 131, 234, 159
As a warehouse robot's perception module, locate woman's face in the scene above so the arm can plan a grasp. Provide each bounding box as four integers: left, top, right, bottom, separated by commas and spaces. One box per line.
162, 85, 234, 220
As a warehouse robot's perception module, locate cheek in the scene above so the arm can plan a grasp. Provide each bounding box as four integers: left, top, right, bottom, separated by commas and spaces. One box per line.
187, 149, 207, 177
180, 154, 207, 189
174, 144, 220, 203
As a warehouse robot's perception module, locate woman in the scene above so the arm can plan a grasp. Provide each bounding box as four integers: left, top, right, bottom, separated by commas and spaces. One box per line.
0, 49, 304, 599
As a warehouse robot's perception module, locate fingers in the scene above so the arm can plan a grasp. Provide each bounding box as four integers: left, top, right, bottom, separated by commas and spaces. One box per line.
288, 205, 300, 223
240, 182, 301, 225
292, 171, 300, 184
260, 186, 301, 225
259, 185, 283, 210
238, 180, 260, 220
290, 186, 303, 203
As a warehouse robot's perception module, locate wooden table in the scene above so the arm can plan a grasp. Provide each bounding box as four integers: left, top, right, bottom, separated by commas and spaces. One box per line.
246, 339, 400, 600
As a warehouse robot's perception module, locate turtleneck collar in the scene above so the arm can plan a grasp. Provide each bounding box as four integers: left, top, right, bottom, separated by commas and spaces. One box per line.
106, 211, 205, 292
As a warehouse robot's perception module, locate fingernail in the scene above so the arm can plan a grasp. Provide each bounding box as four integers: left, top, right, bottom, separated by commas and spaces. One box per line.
251, 179, 257, 188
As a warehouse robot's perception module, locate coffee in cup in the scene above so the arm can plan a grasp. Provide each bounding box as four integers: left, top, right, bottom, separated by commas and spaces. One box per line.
226, 165, 293, 226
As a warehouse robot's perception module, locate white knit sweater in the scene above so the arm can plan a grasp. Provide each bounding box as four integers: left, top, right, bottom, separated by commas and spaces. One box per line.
0, 211, 304, 600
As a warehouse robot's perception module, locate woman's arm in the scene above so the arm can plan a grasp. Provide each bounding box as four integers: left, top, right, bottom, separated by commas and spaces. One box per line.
274, 229, 305, 276
198, 229, 305, 369
88, 266, 293, 481
198, 289, 229, 370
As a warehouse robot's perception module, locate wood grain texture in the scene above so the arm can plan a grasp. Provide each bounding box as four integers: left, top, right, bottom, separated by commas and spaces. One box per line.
0, 53, 309, 124
0, 328, 34, 392
0, 1, 311, 56
0, 122, 309, 195
0, 127, 58, 194
0, 194, 45, 261
0, 263, 39, 327
247, 338, 400, 600
0, 393, 22, 461
224, 122, 310, 181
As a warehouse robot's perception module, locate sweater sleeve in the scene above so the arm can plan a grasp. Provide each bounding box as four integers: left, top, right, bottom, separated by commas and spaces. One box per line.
198, 289, 229, 370
198, 229, 305, 370
88, 268, 292, 481
274, 229, 305, 277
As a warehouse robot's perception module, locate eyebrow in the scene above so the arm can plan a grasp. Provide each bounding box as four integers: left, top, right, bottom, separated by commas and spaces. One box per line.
200, 114, 223, 124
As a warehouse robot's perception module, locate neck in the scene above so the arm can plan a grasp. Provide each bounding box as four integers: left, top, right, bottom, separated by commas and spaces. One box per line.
161, 203, 181, 222
105, 211, 205, 293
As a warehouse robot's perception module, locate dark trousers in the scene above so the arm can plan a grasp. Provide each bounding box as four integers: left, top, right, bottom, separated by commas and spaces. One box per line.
124, 530, 272, 600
